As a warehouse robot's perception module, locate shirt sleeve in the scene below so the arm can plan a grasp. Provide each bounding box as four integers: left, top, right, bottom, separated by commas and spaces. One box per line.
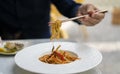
51, 0, 81, 18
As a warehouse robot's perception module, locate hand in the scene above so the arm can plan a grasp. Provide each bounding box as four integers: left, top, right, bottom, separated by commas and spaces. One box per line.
77, 4, 105, 26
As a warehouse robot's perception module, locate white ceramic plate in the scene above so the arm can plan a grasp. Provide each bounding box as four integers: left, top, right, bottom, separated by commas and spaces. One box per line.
14, 42, 102, 74
0, 41, 24, 55
0, 50, 18, 55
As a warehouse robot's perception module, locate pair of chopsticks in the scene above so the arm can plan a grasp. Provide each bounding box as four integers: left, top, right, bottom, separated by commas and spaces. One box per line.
49, 10, 108, 24
62, 10, 108, 22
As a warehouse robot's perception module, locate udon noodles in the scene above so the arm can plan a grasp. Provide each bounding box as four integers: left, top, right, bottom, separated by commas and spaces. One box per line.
39, 45, 79, 64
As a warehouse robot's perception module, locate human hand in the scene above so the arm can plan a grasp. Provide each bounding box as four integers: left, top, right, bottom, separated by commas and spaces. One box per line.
77, 4, 105, 26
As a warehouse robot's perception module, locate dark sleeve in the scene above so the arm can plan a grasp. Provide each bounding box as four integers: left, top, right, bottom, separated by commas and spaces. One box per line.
51, 0, 81, 18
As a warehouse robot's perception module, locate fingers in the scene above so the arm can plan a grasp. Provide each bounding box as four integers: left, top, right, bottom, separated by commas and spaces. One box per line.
79, 15, 101, 26
77, 4, 105, 26
78, 4, 98, 15
85, 4, 105, 20
77, 5, 86, 15
86, 4, 98, 13
92, 12, 105, 20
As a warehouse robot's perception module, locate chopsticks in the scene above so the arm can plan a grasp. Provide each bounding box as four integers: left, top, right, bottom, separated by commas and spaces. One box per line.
49, 10, 108, 24
49, 10, 108, 26
61, 10, 108, 22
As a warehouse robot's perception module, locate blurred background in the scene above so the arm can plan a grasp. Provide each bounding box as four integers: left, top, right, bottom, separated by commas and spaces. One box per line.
51, 0, 120, 42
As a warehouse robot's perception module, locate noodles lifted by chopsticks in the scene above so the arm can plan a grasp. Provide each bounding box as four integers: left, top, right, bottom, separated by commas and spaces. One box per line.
50, 20, 62, 40
42, 19, 80, 64
39, 45, 79, 64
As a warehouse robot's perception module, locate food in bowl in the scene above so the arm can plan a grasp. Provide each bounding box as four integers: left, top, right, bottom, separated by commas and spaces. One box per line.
0, 41, 24, 53
39, 45, 80, 64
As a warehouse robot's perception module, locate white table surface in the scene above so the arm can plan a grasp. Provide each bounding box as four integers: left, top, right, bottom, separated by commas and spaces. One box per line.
0, 39, 120, 74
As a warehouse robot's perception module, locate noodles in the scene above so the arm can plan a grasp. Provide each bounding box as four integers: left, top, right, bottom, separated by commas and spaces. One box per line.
50, 20, 62, 40
39, 45, 79, 64
39, 19, 80, 64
